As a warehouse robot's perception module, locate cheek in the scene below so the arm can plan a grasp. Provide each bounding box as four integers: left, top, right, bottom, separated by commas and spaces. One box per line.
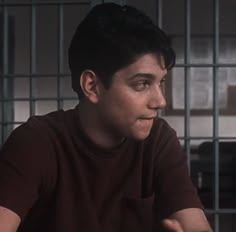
113, 87, 144, 106
111, 94, 140, 116
102, 86, 147, 120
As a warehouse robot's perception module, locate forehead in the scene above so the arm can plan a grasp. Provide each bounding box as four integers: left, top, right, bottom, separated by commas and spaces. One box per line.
113, 53, 167, 80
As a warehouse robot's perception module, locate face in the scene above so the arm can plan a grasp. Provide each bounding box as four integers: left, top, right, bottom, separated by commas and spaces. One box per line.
96, 53, 167, 141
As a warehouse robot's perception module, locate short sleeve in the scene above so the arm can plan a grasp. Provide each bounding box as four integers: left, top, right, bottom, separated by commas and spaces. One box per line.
0, 123, 54, 220
154, 130, 203, 219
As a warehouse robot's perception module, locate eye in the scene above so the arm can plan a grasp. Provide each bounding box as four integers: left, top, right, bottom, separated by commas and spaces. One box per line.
160, 78, 166, 86
133, 80, 150, 91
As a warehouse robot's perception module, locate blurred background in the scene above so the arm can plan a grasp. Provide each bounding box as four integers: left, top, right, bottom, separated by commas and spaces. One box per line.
0, 0, 236, 231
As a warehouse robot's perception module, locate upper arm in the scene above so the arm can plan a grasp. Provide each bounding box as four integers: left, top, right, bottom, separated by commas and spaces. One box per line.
154, 130, 203, 218
0, 206, 21, 232
0, 123, 55, 220
170, 208, 213, 232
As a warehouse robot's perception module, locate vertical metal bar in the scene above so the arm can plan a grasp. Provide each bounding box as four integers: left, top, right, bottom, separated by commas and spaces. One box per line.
30, 0, 36, 116
156, 0, 164, 118
184, 0, 191, 170
57, 3, 64, 109
1, 0, 9, 144
156, 0, 163, 28
212, 0, 220, 231
0, 1, 3, 145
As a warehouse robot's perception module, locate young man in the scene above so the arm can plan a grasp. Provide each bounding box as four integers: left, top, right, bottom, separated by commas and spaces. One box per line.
0, 3, 212, 232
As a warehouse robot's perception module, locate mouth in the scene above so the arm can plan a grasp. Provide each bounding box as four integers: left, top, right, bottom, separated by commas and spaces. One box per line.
139, 115, 157, 120
140, 118, 154, 121
137, 117, 155, 124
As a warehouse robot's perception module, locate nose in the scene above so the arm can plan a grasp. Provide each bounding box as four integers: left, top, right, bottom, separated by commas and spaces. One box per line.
148, 86, 166, 110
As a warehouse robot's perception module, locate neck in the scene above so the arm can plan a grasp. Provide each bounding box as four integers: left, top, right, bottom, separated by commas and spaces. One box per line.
77, 101, 125, 149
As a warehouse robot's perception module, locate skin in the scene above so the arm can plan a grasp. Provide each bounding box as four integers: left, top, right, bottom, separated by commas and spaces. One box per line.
162, 208, 213, 231
78, 53, 167, 148
0, 206, 20, 232
0, 53, 212, 231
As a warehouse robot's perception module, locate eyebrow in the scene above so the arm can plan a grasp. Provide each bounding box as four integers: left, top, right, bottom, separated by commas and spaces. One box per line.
128, 73, 156, 81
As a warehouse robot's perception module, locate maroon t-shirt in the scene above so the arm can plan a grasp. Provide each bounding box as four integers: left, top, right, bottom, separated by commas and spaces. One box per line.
0, 106, 202, 232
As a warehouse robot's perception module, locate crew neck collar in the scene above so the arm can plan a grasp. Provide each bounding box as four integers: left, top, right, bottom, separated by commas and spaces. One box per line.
72, 105, 131, 158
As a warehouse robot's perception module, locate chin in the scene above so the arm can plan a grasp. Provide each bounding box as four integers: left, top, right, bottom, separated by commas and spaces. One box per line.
132, 131, 151, 141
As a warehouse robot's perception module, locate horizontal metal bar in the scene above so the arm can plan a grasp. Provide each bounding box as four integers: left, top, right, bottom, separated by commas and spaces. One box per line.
0, 122, 25, 125
178, 136, 236, 140
0, 97, 77, 101
171, 33, 236, 37
206, 209, 236, 214
0, 1, 90, 7
1, 74, 71, 78
1, 64, 236, 79
175, 63, 236, 67
2, 65, 236, 78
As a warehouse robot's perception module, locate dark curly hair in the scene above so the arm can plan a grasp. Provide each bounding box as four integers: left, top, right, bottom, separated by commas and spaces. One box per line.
68, 3, 175, 99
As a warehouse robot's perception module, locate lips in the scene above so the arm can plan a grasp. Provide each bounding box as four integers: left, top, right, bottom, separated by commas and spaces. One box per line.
137, 117, 154, 126
140, 118, 154, 120
139, 115, 157, 120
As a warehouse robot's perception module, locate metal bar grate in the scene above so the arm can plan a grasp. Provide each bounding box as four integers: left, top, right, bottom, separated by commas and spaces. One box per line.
0, 0, 91, 144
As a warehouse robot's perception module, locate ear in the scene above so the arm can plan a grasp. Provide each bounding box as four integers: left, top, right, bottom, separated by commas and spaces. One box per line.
80, 70, 100, 103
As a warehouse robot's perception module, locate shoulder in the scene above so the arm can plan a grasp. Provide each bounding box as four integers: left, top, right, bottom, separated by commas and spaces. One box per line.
0, 111, 67, 170
150, 117, 176, 138
14, 107, 78, 142
140, 117, 187, 175
143, 117, 177, 151
26, 108, 73, 131
0, 108, 77, 171
1, 110, 64, 150
137, 117, 180, 169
